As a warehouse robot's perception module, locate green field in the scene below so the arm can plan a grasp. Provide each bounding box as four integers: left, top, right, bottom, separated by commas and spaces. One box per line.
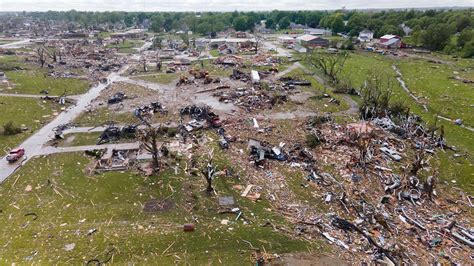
1, 70, 89, 95
57, 132, 102, 146
209, 49, 220, 57
282, 68, 350, 114
395, 58, 474, 126
133, 73, 178, 85
0, 151, 324, 264
0, 96, 60, 155
106, 40, 144, 54
74, 108, 138, 127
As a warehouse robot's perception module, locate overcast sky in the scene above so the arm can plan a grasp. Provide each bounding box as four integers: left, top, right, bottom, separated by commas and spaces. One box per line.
0, 0, 472, 12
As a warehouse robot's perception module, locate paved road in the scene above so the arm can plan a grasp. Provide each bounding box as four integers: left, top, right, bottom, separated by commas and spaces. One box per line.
41, 142, 140, 155
0, 70, 125, 182
262, 41, 292, 57
0, 39, 32, 49
62, 122, 179, 135
0, 41, 156, 182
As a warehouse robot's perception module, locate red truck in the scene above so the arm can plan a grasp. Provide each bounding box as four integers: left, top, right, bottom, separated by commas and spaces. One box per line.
6, 148, 25, 163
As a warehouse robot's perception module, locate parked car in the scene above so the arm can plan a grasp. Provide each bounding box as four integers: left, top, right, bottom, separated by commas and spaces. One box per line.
6, 148, 25, 163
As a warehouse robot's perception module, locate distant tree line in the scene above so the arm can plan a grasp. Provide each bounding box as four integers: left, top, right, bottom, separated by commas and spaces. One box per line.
13, 8, 473, 57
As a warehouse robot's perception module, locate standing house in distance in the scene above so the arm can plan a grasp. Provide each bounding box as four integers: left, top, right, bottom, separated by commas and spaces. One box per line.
304, 28, 332, 37
379, 34, 403, 49
111, 29, 146, 39
296, 34, 329, 48
358, 29, 374, 42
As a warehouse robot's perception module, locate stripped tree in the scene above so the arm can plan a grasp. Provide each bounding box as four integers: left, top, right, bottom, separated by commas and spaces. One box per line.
36, 46, 47, 68
359, 71, 394, 119
137, 126, 163, 172
201, 149, 217, 194
308, 50, 348, 84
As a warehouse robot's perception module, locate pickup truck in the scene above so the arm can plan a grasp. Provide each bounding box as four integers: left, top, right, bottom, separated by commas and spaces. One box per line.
6, 148, 25, 163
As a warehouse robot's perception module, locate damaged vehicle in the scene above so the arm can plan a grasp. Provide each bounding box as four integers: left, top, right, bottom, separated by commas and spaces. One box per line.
248, 139, 288, 165
108, 92, 126, 104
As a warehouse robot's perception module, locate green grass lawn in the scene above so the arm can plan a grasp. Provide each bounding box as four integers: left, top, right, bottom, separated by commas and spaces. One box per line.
133, 72, 178, 84
395, 58, 474, 126
106, 40, 144, 54
0, 151, 323, 264
74, 108, 138, 127
97, 32, 111, 39
283, 67, 350, 114
57, 132, 102, 146
209, 49, 220, 57
196, 60, 233, 78
341, 52, 395, 88
1, 69, 90, 95
0, 55, 28, 71
0, 96, 61, 155
55, 132, 136, 147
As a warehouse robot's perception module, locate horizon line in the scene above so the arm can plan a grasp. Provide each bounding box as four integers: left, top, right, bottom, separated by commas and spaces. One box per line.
0, 6, 472, 13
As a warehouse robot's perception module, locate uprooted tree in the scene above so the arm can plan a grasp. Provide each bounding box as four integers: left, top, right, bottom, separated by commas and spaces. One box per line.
308, 50, 348, 85
137, 126, 163, 172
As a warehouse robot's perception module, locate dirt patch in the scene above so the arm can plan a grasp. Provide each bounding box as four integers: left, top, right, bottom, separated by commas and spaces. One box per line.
63, 135, 76, 145
143, 198, 175, 213
271, 252, 350, 266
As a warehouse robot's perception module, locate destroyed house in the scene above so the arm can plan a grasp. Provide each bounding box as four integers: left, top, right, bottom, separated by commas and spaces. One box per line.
218, 43, 237, 54
208, 38, 256, 49
233, 31, 247, 38
63, 32, 89, 38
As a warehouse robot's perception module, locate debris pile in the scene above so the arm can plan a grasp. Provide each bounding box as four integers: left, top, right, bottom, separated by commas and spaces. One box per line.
216, 114, 473, 264
180, 105, 222, 129
215, 55, 243, 66
213, 86, 288, 112
97, 124, 137, 144
252, 54, 279, 66
95, 148, 138, 171
134, 101, 167, 125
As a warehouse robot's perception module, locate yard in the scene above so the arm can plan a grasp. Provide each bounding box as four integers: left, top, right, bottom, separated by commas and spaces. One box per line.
132, 72, 178, 85
395, 58, 474, 126
0, 150, 325, 264
106, 40, 144, 54
0, 96, 61, 155
1, 69, 90, 95
74, 107, 138, 127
